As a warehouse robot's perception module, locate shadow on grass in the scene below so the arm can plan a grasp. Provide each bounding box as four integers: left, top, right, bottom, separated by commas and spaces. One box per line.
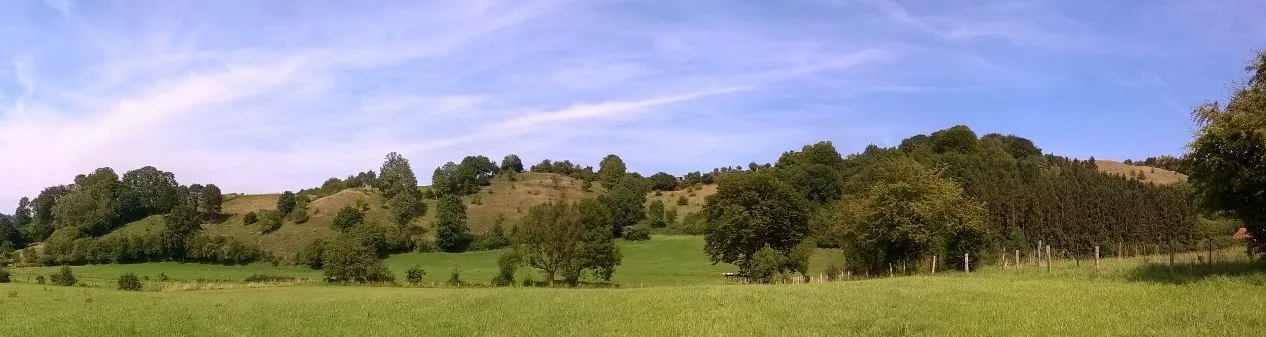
1124, 260, 1266, 285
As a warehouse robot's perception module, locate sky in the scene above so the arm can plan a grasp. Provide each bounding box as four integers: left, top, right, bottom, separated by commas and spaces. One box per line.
1, 0, 1265, 208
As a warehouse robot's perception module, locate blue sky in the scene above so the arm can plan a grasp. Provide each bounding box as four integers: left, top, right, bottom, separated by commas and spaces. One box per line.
1, 0, 1264, 208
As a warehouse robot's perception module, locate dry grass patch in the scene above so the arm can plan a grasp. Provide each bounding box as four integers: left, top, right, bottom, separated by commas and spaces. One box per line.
1095, 160, 1187, 185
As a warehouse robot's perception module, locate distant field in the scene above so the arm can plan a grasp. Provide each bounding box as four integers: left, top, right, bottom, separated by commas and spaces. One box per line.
646, 184, 716, 216
1096, 159, 1187, 185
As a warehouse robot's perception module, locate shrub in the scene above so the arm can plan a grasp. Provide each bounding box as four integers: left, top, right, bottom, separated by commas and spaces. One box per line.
297, 239, 325, 269
445, 266, 465, 286
36, 275, 45, 284
243, 212, 259, 225
677, 196, 689, 206
0, 268, 10, 283
158, 273, 170, 282
654, 191, 663, 196
521, 274, 535, 287
470, 223, 512, 251
747, 246, 787, 284
623, 226, 651, 241
331, 206, 365, 232
321, 239, 395, 284
260, 210, 283, 234
50, 266, 77, 286
117, 273, 142, 291
244, 274, 296, 283
406, 265, 427, 285
414, 237, 438, 253
491, 250, 522, 287
825, 264, 844, 281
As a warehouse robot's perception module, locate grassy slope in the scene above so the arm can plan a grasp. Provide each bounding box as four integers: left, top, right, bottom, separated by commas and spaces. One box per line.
3, 271, 1263, 336
1096, 159, 1188, 185
99, 215, 167, 239
206, 188, 401, 260
645, 184, 716, 216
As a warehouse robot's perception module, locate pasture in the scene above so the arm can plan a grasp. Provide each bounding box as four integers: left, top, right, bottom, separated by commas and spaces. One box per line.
3, 236, 1265, 336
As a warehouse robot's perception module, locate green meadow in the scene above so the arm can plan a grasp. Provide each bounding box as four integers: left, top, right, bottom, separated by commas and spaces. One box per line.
3, 236, 1265, 336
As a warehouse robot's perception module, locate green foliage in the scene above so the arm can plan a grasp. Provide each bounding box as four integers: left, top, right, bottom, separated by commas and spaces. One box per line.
185, 234, 265, 265
199, 184, 223, 219
242, 212, 259, 225
436, 195, 471, 252
331, 206, 364, 232
406, 265, 427, 285
243, 274, 296, 283
470, 223, 511, 251
1186, 53, 1266, 254
598, 154, 627, 189
746, 246, 786, 283
55, 168, 121, 236
702, 170, 809, 275
676, 196, 688, 206
491, 250, 521, 287
501, 154, 525, 173
646, 200, 667, 228
287, 196, 310, 224
117, 272, 142, 291
348, 224, 413, 258
0, 268, 9, 283
665, 208, 678, 227
51, 266, 77, 286
379, 152, 426, 225
445, 266, 465, 286
517, 200, 622, 286
648, 172, 678, 191
259, 210, 283, 234
622, 226, 650, 241
277, 191, 297, 216
601, 175, 647, 238
297, 239, 325, 270
321, 239, 395, 284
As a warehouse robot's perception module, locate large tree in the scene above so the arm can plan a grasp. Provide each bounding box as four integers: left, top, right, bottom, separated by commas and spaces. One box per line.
379, 152, 425, 225
702, 170, 810, 275
599, 175, 647, 238
516, 200, 622, 286
277, 191, 297, 216
648, 172, 679, 191
501, 154, 525, 173
55, 168, 122, 236
598, 154, 627, 189
1186, 51, 1266, 254
435, 195, 470, 252
119, 166, 181, 217
200, 184, 223, 219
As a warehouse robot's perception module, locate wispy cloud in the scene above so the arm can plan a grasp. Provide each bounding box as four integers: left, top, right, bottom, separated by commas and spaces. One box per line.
0, 0, 1264, 207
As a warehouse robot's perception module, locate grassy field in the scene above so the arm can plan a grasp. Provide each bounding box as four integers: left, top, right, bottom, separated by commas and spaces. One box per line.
1095, 159, 1187, 185
3, 266, 1264, 336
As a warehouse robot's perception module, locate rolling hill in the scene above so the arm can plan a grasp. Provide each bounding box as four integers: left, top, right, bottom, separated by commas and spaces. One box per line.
104, 172, 720, 260
1094, 159, 1188, 185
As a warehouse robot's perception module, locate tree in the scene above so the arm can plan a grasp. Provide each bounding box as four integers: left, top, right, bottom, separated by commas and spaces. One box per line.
200, 184, 223, 219
1186, 51, 1266, 254
598, 154, 627, 189
501, 154, 525, 173
119, 166, 181, 217
435, 195, 470, 252
288, 195, 310, 224
516, 200, 621, 286
379, 152, 425, 224
600, 175, 647, 238
331, 206, 365, 232
646, 200, 667, 228
163, 203, 202, 259
277, 191, 297, 216
55, 168, 122, 236
702, 170, 809, 275
51, 266, 77, 286
491, 250, 522, 286
321, 238, 395, 283
648, 172, 678, 191
118, 272, 142, 291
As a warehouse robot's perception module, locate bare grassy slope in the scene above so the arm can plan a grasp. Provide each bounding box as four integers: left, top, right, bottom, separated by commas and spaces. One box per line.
1095, 159, 1187, 185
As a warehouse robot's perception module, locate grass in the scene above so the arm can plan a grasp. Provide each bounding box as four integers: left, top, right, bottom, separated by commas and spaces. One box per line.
100, 215, 166, 239
646, 184, 717, 216
3, 268, 1265, 336
1095, 159, 1187, 185
5, 238, 1266, 336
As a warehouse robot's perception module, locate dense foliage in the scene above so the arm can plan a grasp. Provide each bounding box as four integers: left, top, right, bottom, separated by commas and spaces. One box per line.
515, 200, 622, 286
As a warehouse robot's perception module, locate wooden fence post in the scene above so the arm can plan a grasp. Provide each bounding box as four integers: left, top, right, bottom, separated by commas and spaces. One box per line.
964, 253, 971, 273
1015, 250, 1021, 268
932, 255, 937, 275
1046, 245, 1052, 272
1094, 246, 1100, 269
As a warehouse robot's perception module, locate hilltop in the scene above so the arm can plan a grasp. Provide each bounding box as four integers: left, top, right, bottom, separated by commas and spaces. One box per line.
1094, 159, 1188, 185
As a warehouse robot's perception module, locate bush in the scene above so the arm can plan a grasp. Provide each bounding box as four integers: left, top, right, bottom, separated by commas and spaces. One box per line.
406, 265, 427, 285
243, 212, 259, 225
445, 266, 465, 286
50, 266, 77, 286
331, 206, 365, 232
825, 264, 844, 281
35, 275, 45, 284
259, 210, 283, 234
321, 239, 395, 284
297, 239, 325, 269
677, 196, 689, 206
623, 226, 651, 241
747, 246, 787, 284
158, 273, 170, 282
117, 273, 142, 291
491, 251, 522, 287
470, 223, 512, 251
244, 274, 296, 283
414, 238, 438, 253
0, 268, 10, 283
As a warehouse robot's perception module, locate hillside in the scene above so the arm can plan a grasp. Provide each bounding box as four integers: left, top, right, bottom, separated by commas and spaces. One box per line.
1095, 159, 1188, 185
102, 172, 718, 259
